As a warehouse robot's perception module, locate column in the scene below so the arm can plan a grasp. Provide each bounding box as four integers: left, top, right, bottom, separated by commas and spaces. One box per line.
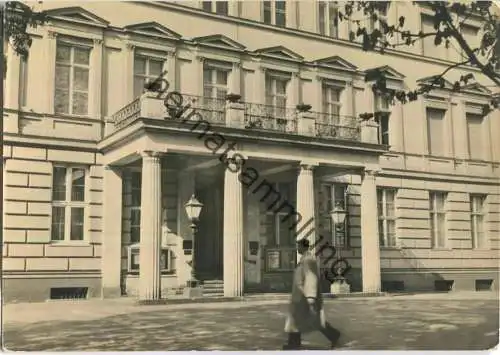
90, 39, 103, 119
229, 62, 241, 97
123, 43, 135, 106
139, 151, 163, 300
296, 163, 316, 262
166, 50, 177, 91
360, 168, 381, 293
223, 160, 244, 297
253, 66, 266, 104
102, 166, 123, 298
46, 31, 58, 114
288, 72, 300, 108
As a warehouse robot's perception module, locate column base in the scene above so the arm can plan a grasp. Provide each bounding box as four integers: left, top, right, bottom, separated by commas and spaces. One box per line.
330, 279, 351, 295
184, 280, 203, 298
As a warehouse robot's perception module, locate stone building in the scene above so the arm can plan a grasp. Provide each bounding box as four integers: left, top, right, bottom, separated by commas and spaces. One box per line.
2, 1, 499, 302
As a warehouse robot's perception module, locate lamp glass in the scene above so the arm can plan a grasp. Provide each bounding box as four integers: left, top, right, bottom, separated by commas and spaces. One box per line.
185, 194, 203, 222
330, 202, 347, 225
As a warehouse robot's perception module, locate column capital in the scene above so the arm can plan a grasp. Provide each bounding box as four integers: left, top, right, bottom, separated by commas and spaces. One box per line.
299, 163, 317, 172
93, 38, 103, 46
167, 50, 177, 57
232, 61, 241, 69
140, 150, 164, 159
126, 42, 135, 51
47, 30, 58, 39
363, 167, 380, 177
195, 55, 205, 62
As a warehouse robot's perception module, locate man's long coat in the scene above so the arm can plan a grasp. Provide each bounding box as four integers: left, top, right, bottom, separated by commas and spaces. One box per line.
284, 251, 326, 333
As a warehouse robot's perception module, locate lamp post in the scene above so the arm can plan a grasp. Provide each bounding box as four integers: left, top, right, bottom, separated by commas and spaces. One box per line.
329, 201, 351, 294
184, 194, 203, 288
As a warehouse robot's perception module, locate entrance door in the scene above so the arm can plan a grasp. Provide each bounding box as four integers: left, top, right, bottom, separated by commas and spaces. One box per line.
194, 181, 223, 280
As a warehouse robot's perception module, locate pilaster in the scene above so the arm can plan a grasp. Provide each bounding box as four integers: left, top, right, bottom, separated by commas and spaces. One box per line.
223, 160, 244, 297
90, 38, 103, 119
228, 0, 239, 17
253, 66, 266, 104
167, 50, 177, 91
390, 101, 404, 152
139, 151, 163, 300
46, 30, 58, 114
288, 72, 300, 109
229, 62, 241, 97
342, 81, 354, 117
4, 43, 21, 133
123, 43, 135, 105
286, 0, 297, 29
360, 168, 381, 293
102, 166, 123, 298
194, 56, 205, 97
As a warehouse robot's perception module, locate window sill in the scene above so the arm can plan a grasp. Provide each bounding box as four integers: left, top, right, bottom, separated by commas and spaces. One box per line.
380, 246, 401, 250
431, 247, 453, 251
50, 241, 91, 247
126, 270, 175, 276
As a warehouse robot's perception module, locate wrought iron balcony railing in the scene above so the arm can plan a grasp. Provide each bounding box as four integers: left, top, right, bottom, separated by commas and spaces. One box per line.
181, 94, 226, 126
243, 103, 298, 134
111, 98, 141, 130
313, 112, 361, 141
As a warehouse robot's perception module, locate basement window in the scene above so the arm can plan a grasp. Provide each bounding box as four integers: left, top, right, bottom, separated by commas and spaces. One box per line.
475, 279, 493, 291
434, 280, 454, 292
50, 287, 88, 300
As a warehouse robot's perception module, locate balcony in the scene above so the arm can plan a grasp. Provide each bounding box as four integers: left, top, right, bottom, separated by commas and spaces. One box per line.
108, 93, 379, 145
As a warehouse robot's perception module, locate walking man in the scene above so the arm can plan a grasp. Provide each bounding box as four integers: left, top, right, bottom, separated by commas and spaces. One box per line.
282, 238, 341, 350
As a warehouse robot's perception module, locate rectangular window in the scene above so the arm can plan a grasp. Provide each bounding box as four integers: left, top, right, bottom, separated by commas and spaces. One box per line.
466, 113, 484, 160
374, 93, 391, 145
54, 43, 91, 115
377, 189, 397, 247
51, 166, 87, 242
470, 194, 486, 249
128, 247, 172, 272
263, 1, 286, 27
133, 56, 164, 99
318, 1, 338, 38
265, 182, 294, 247
318, 184, 348, 247
130, 171, 141, 244
265, 74, 288, 117
202, 1, 228, 15
426, 107, 446, 156
421, 14, 447, 59
430, 191, 447, 248
321, 85, 342, 124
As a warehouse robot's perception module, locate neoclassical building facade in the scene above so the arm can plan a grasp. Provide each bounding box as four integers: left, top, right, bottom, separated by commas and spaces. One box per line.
2, 1, 499, 302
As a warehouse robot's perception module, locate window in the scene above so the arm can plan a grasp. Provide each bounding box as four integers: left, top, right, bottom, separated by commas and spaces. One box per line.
130, 171, 141, 244
322, 85, 342, 123
133, 56, 164, 99
421, 14, 447, 59
263, 1, 286, 27
128, 245, 172, 272
265, 74, 288, 116
430, 191, 447, 248
54, 43, 91, 115
51, 166, 87, 242
426, 107, 446, 156
377, 189, 397, 247
460, 24, 479, 58
318, 1, 338, 38
466, 113, 484, 160
318, 184, 349, 247
20, 55, 28, 107
202, 1, 228, 15
374, 92, 391, 145
203, 64, 228, 123
368, 2, 388, 32
470, 195, 486, 249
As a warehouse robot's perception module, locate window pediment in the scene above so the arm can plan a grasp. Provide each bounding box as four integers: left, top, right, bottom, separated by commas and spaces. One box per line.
461, 83, 492, 96
311, 56, 358, 72
417, 76, 455, 91
125, 22, 182, 41
192, 34, 246, 51
253, 46, 304, 62
365, 65, 405, 81
45, 7, 109, 28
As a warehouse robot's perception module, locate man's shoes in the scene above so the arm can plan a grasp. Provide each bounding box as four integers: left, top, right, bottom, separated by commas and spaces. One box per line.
282, 332, 301, 350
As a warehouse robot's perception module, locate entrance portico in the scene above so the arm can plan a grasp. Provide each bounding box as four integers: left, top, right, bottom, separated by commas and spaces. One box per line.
99, 94, 387, 300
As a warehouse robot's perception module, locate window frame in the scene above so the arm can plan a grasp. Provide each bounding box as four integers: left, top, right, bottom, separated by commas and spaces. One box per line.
54, 42, 92, 116
319, 183, 349, 248
133, 55, 165, 99
19, 54, 29, 108
321, 84, 342, 124
127, 243, 173, 273
202, 1, 229, 15
377, 188, 397, 247
429, 191, 448, 249
426, 106, 447, 157
374, 92, 391, 145
465, 112, 485, 161
50, 165, 90, 243
318, 1, 339, 38
129, 170, 142, 244
263, 0, 286, 27
203, 64, 229, 100
470, 194, 487, 249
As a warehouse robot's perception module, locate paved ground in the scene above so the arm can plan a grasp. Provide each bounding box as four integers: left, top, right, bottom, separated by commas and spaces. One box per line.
2, 292, 499, 351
